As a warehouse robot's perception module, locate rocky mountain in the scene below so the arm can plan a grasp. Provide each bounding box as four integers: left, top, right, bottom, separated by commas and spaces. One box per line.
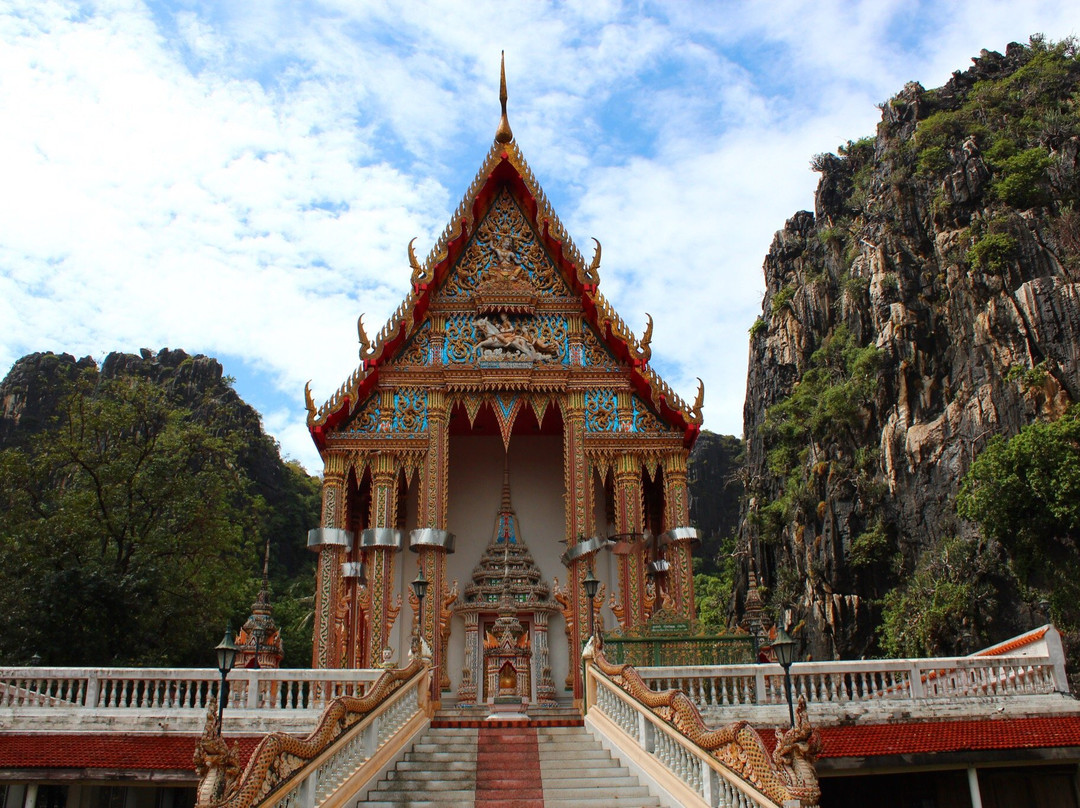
739, 38, 1080, 663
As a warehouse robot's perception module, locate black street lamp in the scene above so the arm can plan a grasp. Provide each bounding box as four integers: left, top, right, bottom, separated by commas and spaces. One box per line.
772, 627, 798, 728
411, 568, 429, 635
583, 567, 600, 641
215, 624, 238, 732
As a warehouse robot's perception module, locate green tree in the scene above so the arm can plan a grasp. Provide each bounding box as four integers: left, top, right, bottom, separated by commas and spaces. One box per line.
878, 534, 1003, 657
0, 375, 258, 665
958, 406, 1080, 629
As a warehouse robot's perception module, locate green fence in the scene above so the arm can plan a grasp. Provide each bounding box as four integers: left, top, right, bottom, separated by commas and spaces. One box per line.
600, 634, 757, 667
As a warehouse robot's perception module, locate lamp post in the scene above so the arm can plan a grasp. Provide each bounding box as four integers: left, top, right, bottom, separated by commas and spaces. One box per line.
215, 624, 238, 732
583, 567, 600, 641
772, 627, 797, 728
411, 568, 429, 637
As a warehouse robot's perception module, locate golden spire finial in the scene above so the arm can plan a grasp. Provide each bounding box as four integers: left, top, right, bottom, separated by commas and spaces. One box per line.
495, 51, 514, 144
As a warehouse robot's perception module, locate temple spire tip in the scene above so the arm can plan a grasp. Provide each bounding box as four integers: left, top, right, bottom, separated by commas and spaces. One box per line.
495, 50, 514, 144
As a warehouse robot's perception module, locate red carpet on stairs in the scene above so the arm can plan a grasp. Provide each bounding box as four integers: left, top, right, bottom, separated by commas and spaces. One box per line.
474, 726, 544, 808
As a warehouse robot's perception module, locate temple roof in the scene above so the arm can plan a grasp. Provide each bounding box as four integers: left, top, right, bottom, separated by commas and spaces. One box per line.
306, 65, 703, 452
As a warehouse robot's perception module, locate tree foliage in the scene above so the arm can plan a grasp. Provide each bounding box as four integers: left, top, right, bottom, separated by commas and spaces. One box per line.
0, 374, 265, 665
958, 405, 1080, 630
878, 534, 1004, 658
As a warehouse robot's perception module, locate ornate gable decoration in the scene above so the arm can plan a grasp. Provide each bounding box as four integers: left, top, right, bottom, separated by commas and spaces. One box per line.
307, 62, 704, 451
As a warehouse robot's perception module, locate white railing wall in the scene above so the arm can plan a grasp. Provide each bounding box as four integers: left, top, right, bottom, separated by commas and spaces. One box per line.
637, 654, 1066, 713
586, 663, 781, 808
263, 667, 427, 808
0, 667, 382, 730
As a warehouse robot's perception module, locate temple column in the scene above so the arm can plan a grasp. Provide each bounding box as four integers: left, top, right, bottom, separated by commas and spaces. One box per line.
361, 453, 403, 667
460, 612, 479, 703
310, 452, 350, 669
415, 389, 452, 703
533, 611, 556, 704
613, 452, 649, 628
662, 452, 696, 619
562, 391, 593, 701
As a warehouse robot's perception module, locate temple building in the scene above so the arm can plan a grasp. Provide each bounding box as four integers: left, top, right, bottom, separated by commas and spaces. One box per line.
302, 59, 703, 705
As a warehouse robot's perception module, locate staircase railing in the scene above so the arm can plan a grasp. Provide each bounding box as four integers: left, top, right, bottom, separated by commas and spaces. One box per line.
584, 641, 821, 808
195, 656, 431, 808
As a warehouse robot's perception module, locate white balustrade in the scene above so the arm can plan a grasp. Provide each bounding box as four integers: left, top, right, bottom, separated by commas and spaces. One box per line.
636, 654, 1065, 714
267, 669, 425, 808
588, 668, 781, 808
0, 668, 381, 714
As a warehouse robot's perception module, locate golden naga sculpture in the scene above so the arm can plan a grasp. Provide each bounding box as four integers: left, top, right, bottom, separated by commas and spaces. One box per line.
194, 659, 424, 808
357, 314, 373, 358
590, 647, 822, 808
633, 313, 653, 364
304, 381, 316, 426
690, 378, 705, 425
582, 237, 601, 285
408, 237, 431, 286
439, 580, 459, 691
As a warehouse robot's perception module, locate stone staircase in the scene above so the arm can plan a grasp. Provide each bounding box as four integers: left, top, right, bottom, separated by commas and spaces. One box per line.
361, 715, 660, 808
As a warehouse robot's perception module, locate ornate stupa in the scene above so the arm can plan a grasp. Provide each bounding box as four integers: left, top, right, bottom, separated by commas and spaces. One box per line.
455, 456, 559, 705
235, 541, 284, 669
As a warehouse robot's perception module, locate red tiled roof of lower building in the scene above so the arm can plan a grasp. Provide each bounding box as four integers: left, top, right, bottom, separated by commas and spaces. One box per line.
0, 735, 261, 771
812, 716, 1080, 758
975, 626, 1050, 657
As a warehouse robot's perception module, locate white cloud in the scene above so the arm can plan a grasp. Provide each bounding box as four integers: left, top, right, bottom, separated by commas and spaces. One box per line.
1, 0, 1079, 475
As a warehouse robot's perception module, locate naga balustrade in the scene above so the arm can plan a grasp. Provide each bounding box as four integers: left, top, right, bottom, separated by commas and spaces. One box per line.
0, 668, 382, 716
636, 653, 1067, 715
584, 643, 821, 808
195, 658, 431, 808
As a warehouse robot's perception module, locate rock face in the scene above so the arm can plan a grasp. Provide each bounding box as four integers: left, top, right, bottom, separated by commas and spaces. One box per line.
739, 41, 1080, 659
688, 431, 744, 574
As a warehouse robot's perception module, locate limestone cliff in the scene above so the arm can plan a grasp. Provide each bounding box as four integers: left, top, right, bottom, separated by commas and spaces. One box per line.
740, 39, 1080, 660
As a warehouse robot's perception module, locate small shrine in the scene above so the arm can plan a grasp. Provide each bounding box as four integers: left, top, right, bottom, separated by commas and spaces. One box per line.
235, 542, 284, 669
455, 459, 559, 706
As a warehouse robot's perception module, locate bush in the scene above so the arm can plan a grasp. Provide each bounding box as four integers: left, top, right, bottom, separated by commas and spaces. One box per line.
967, 232, 1019, 272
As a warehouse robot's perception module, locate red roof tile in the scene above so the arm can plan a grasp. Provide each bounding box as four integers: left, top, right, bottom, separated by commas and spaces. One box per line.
0, 735, 261, 771
813, 716, 1080, 758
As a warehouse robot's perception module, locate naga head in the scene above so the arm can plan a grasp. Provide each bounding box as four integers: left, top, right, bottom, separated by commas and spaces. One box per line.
357, 314, 372, 358
304, 380, 316, 425
634, 313, 653, 363
690, 378, 704, 425
408, 237, 430, 286
582, 238, 601, 285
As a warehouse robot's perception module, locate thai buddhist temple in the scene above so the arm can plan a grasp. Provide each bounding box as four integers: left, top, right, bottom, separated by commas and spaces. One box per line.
302, 56, 703, 705
8, 58, 1080, 808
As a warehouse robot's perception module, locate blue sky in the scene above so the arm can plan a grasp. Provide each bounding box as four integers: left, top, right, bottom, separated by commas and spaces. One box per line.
1, 0, 1078, 473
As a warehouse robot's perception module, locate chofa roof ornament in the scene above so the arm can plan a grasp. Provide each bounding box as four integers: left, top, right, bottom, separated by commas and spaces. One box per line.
495, 51, 514, 145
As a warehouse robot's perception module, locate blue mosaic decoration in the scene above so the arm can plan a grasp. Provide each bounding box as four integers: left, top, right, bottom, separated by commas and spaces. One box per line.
584, 390, 667, 433
392, 389, 428, 432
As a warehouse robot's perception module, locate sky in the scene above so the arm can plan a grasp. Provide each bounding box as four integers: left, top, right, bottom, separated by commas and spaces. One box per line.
1, 1, 1078, 473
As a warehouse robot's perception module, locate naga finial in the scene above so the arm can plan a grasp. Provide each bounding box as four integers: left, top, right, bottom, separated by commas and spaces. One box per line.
690, 378, 705, 425
582, 238, 601, 284
495, 51, 514, 145
408, 237, 429, 285
635, 313, 653, 363
357, 315, 372, 358
304, 380, 316, 424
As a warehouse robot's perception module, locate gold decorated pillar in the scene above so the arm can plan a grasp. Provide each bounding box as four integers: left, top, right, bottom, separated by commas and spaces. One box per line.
310, 453, 350, 669
361, 453, 403, 667
415, 389, 455, 703
562, 391, 593, 701
662, 452, 695, 619
613, 452, 649, 628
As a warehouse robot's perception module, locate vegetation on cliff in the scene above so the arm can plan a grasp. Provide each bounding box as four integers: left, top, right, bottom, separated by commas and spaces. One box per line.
741, 36, 1080, 670
0, 350, 320, 667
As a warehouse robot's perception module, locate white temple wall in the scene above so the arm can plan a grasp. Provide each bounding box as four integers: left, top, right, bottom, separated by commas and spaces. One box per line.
442, 434, 569, 699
